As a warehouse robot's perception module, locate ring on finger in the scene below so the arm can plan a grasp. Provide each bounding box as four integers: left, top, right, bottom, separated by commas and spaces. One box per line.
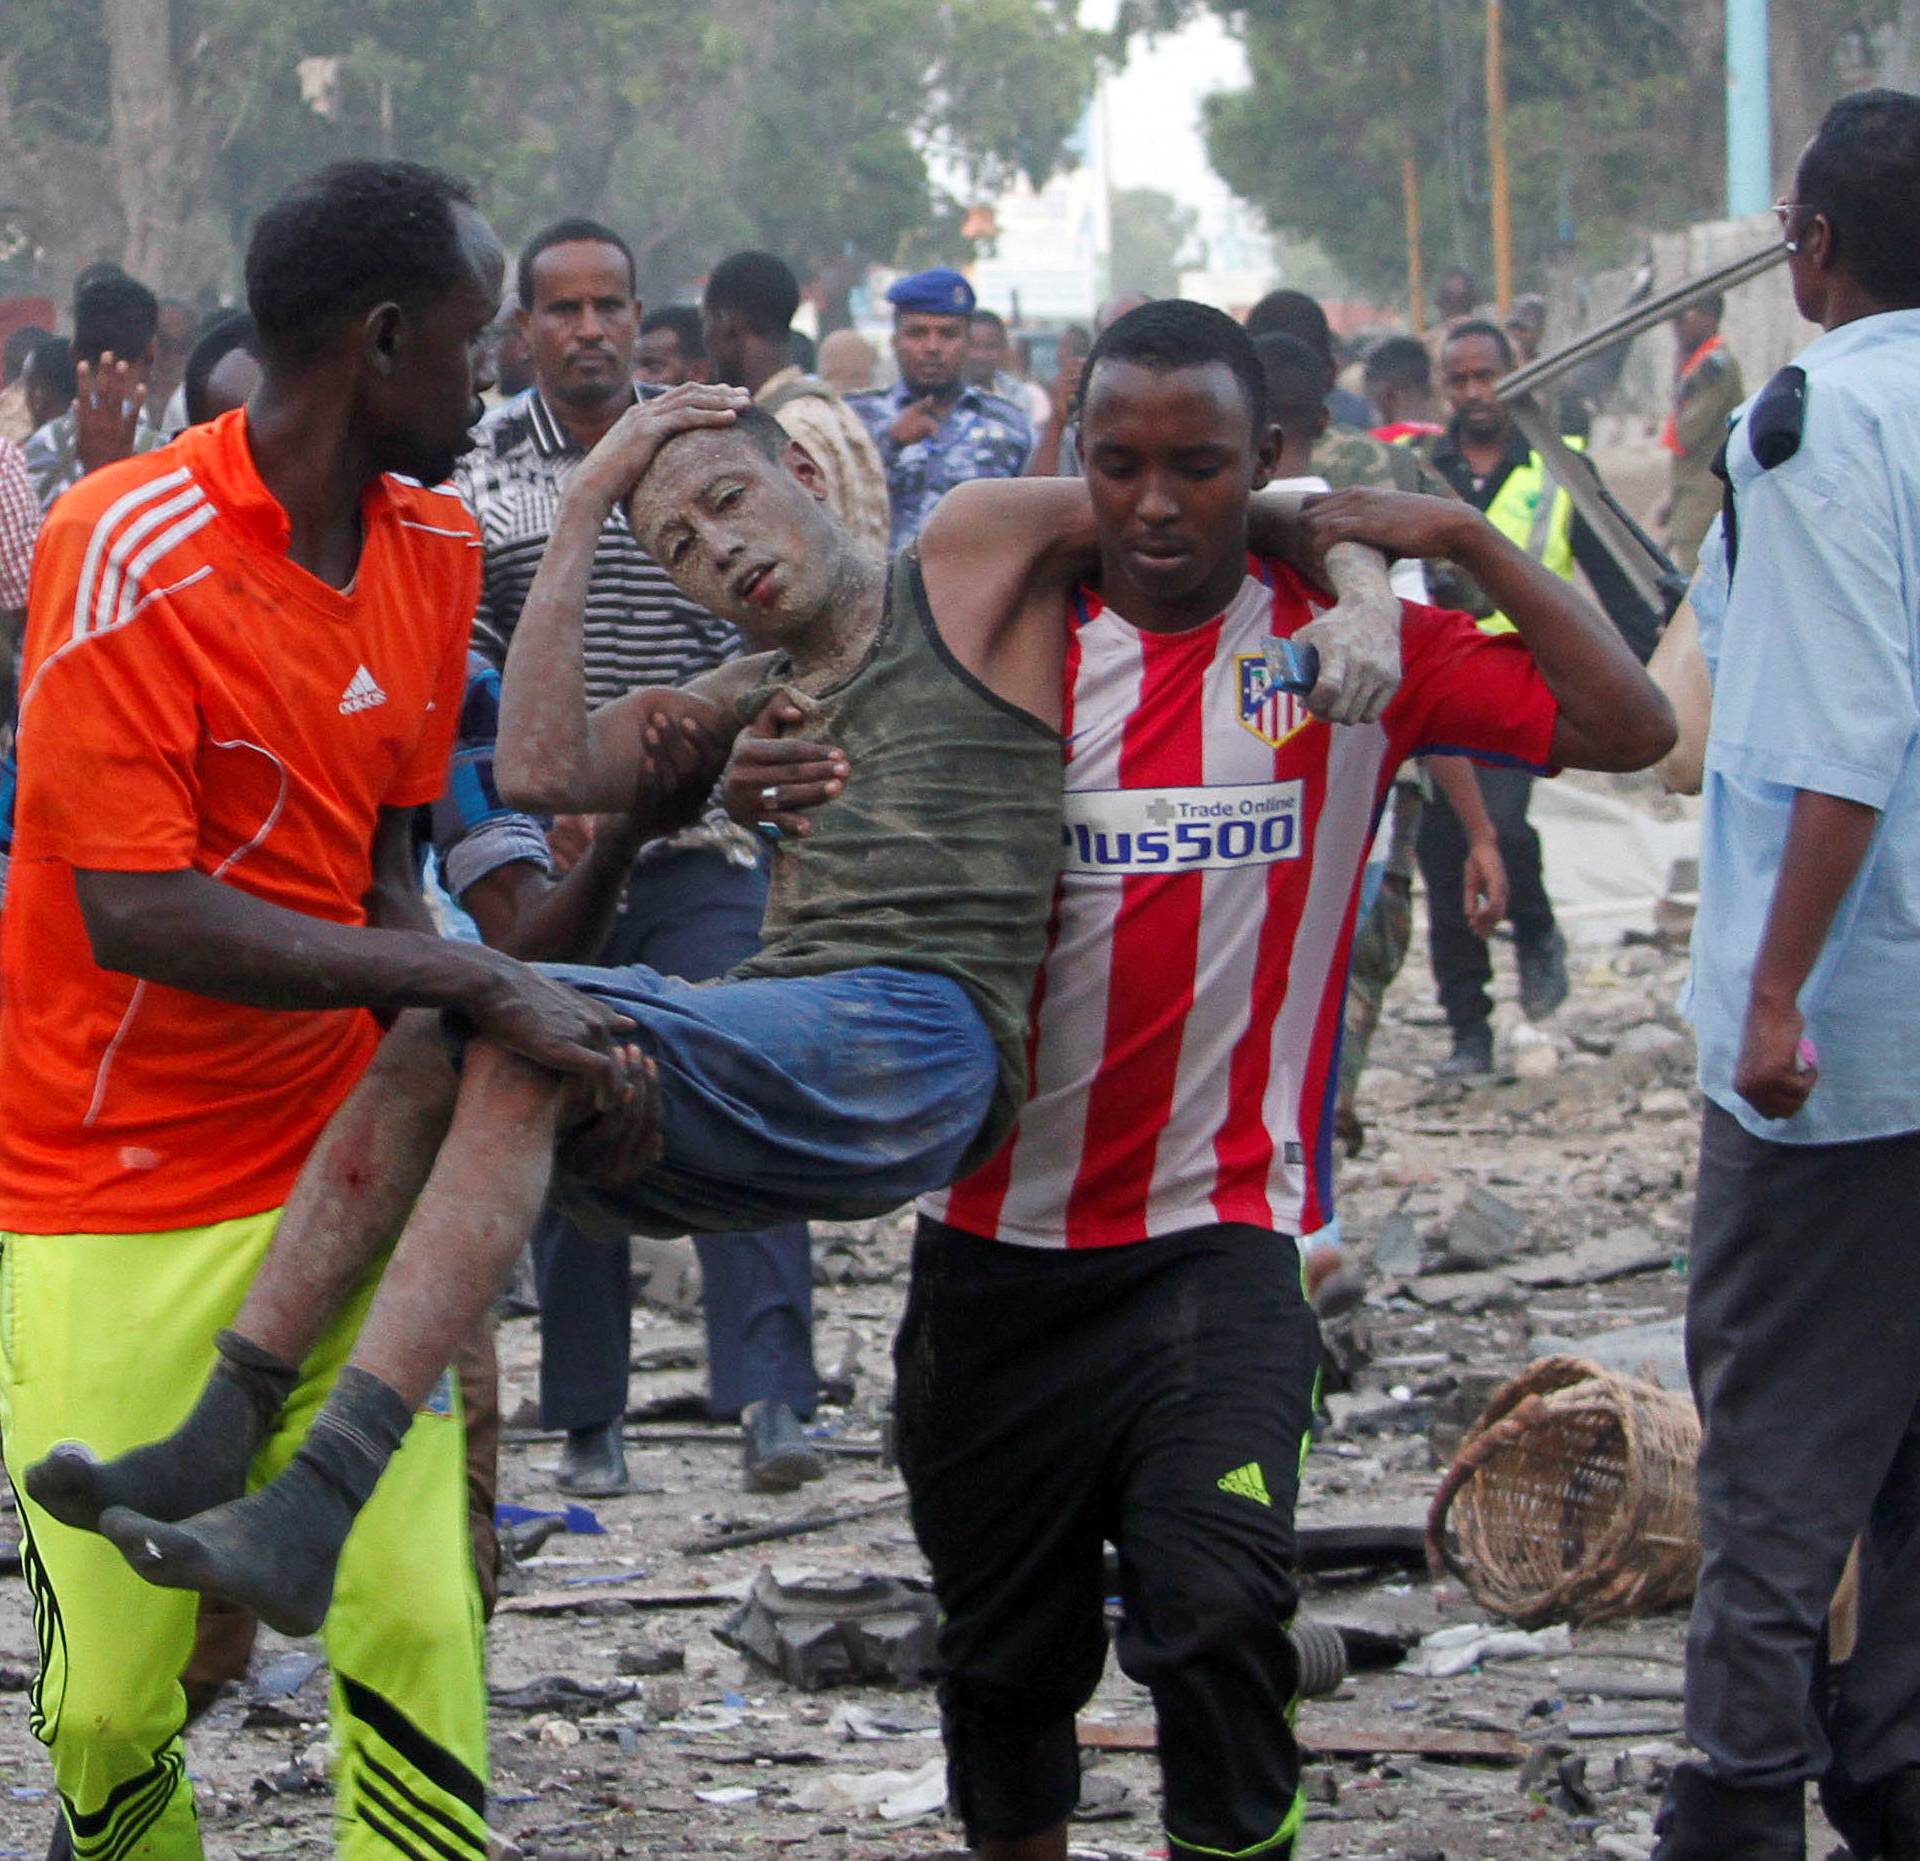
760, 785, 779, 803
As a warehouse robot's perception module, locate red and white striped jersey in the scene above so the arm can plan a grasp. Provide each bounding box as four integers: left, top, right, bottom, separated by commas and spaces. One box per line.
923, 555, 1558, 1250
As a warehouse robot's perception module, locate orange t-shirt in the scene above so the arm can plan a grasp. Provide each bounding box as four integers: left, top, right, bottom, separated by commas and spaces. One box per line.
0, 410, 478, 1234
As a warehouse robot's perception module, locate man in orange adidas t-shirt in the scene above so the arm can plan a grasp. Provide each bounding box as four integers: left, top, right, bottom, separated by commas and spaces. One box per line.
0, 162, 630, 1861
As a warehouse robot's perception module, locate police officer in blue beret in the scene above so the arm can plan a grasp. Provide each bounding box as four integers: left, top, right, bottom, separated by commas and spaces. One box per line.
850, 268, 1033, 553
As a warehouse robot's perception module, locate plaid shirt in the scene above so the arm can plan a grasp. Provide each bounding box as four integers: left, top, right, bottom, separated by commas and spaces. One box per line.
849, 380, 1033, 554
0, 439, 38, 610
452, 387, 738, 707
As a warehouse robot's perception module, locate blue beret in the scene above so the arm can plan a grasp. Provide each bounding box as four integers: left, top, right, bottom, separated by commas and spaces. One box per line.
887, 268, 976, 317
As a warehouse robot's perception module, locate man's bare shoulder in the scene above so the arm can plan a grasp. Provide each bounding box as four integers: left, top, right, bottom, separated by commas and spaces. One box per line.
918, 475, 1092, 571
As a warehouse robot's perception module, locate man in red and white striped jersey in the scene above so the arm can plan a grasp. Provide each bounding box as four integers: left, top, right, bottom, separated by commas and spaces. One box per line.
751, 301, 1673, 1861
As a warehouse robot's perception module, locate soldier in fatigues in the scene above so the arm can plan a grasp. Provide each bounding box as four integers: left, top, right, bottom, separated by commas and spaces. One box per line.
1659, 292, 1744, 574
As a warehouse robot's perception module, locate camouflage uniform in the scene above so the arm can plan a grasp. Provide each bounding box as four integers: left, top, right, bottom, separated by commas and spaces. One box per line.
1308, 426, 1476, 1148
849, 380, 1033, 554
1312, 427, 1488, 616
1665, 341, 1745, 574
22, 408, 164, 512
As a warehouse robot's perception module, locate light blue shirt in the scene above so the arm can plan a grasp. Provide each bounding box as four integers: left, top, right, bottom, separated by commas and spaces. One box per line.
1682, 309, 1920, 1144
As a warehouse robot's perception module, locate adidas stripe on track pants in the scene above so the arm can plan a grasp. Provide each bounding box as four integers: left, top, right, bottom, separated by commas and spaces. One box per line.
0, 1212, 488, 1860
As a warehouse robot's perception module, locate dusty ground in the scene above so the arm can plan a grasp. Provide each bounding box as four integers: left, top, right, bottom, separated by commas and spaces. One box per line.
0, 771, 1839, 1860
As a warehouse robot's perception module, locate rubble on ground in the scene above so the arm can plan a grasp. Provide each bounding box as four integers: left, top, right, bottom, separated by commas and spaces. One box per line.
0, 837, 1844, 1857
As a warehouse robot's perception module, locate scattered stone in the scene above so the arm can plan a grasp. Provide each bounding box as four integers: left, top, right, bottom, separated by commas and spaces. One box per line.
1614, 1023, 1686, 1058
719, 1569, 938, 1690
1404, 1270, 1523, 1314
491, 1675, 641, 1714
1374, 1205, 1425, 1276
1071, 1769, 1138, 1822
1507, 1230, 1676, 1290
1440, 1183, 1532, 1269
616, 1640, 685, 1677
1529, 1317, 1687, 1393
1513, 1037, 1560, 1080
1638, 1088, 1692, 1119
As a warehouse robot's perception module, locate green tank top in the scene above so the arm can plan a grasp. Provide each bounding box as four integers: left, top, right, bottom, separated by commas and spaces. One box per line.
731, 552, 1062, 1168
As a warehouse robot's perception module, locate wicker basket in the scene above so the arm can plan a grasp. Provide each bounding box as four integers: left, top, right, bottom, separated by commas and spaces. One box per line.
1425, 1355, 1701, 1628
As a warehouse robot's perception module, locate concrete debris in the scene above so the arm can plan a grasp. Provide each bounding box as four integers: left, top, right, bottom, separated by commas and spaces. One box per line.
830, 1701, 940, 1741
1374, 1203, 1425, 1276
1398, 1622, 1574, 1678
489, 1674, 641, 1714
1551, 1667, 1686, 1702
1507, 1023, 1560, 1079
718, 1568, 939, 1689
1071, 1769, 1138, 1822
1564, 1710, 1685, 1739
6, 889, 1838, 1857
789, 1754, 946, 1820
1529, 1318, 1687, 1393
1405, 1269, 1525, 1314
1440, 1183, 1533, 1269
1613, 1023, 1688, 1058
1506, 1229, 1677, 1289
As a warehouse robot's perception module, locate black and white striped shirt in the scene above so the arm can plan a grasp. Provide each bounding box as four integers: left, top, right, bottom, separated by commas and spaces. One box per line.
453, 388, 739, 705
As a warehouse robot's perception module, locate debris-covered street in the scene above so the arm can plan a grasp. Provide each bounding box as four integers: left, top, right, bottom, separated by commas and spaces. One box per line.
0, 767, 1826, 1861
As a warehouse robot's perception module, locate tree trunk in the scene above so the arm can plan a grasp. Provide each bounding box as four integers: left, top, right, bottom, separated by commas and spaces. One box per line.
102, 0, 210, 295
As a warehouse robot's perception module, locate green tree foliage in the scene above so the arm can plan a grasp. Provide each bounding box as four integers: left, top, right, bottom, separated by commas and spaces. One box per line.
1, 0, 1100, 307
1109, 186, 1199, 297
1200, 0, 1709, 301
1118, 0, 1905, 306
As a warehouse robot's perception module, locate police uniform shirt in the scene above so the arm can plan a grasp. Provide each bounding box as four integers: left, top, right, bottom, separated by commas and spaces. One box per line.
849, 380, 1034, 555
1682, 309, 1920, 1146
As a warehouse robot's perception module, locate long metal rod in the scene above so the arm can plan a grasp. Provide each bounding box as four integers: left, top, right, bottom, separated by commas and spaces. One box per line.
1499, 241, 1787, 400
1506, 393, 1686, 617
1404, 155, 1426, 335
1485, 0, 1513, 312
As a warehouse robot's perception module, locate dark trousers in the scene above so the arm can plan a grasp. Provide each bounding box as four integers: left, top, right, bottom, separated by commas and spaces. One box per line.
534, 846, 816, 1431
897, 1217, 1318, 1854
1416, 763, 1556, 1032
1684, 1103, 1920, 1850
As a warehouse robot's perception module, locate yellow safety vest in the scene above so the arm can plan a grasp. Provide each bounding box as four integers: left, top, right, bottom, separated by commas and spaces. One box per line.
1398, 432, 1581, 633
1479, 440, 1579, 633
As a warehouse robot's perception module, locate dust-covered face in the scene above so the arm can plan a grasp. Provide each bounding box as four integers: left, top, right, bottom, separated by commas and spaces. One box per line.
627, 427, 841, 646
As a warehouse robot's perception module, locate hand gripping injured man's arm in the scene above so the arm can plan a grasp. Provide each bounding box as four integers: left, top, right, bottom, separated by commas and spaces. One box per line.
20, 382, 1098, 1635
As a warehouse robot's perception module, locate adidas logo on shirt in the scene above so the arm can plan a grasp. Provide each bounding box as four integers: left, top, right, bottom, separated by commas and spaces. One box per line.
339, 665, 388, 715
1217, 1462, 1271, 1507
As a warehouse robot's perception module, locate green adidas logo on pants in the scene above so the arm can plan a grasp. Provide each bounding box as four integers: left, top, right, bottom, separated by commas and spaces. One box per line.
1218, 1461, 1271, 1507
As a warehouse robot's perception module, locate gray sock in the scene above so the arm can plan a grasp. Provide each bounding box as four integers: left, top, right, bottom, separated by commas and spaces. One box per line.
27, 1329, 299, 1534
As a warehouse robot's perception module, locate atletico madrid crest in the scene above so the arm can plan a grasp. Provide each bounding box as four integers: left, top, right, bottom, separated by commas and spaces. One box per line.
1234, 653, 1312, 750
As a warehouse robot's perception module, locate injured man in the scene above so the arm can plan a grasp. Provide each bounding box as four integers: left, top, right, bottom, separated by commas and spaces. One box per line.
24, 382, 1403, 1636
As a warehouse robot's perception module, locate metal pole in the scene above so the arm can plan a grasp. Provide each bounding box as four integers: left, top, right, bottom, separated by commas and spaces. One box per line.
1485, 0, 1514, 312
1404, 156, 1427, 334
1726, 0, 1772, 217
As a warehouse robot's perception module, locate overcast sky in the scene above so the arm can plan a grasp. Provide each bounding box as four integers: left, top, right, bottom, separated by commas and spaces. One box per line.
1082, 2, 1249, 214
